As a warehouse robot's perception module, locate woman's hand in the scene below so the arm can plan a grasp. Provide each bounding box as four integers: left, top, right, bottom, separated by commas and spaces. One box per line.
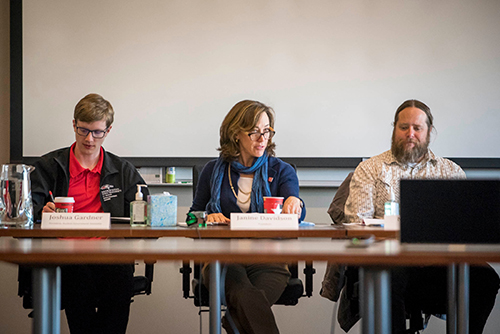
42, 202, 56, 213
206, 213, 230, 225
282, 196, 302, 216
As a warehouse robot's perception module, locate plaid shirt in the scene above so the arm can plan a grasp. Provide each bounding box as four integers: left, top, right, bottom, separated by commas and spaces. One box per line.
344, 149, 466, 224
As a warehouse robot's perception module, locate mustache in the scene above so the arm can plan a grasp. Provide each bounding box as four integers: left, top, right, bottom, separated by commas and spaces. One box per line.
401, 138, 418, 144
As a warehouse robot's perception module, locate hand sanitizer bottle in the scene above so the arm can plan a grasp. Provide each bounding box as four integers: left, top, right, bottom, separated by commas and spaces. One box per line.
130, 184, 148, 226
384, 187, 399, 216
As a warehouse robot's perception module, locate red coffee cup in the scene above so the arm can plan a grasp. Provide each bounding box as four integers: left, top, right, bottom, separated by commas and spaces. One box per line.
263, 197, 284, 214
54, 197, 75, 213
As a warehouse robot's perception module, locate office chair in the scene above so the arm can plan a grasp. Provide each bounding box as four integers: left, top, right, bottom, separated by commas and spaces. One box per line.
180, 261, 314, 307
327, 172, 353, 226
184, 164, 314, 309
133, 262, 155, 297
322, 173, 446, 333
18, 262, 155, 317
192, 164, 204, 199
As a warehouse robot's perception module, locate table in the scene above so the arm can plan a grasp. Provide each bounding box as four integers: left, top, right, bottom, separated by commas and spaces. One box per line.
0, 223, 408, 334
345, 225, 399, 239
0, 224, 345, 334
0, 223, 401, 240
2, 237, 499, 334
0, 224, 347, 239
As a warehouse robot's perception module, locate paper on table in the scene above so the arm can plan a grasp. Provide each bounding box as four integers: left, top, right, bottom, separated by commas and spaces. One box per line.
111, 217, 130, 223
363, 218, 384, 227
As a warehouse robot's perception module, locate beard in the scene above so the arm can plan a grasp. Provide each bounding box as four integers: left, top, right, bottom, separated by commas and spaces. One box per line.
391, 131, 430, 164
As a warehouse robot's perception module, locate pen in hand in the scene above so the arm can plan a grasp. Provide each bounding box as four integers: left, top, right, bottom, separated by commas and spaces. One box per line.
42, 191, 57, 213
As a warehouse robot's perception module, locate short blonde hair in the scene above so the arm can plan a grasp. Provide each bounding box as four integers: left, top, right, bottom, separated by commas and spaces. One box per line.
218, 100, 276, 161
74, 93, 114, 128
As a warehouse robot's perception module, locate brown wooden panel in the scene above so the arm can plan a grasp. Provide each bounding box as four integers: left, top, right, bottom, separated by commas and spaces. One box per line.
0, 224, 347, 239
2, 238, 500, 266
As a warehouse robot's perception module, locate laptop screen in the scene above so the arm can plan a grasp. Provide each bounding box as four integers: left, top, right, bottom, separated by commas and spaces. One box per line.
400, 179, 500, 244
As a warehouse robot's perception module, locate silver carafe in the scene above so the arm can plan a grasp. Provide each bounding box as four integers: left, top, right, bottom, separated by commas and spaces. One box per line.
0, 164, 35, 228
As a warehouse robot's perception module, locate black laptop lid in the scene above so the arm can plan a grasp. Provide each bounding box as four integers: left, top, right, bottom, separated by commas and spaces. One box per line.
400, 179, 500, 244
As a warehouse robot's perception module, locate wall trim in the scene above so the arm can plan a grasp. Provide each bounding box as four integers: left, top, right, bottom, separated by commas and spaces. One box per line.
10, 0, 22, 163
21, 156, 500, 169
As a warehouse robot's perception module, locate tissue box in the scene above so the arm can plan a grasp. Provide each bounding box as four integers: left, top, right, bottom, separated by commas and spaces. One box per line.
147, 193, 177, 227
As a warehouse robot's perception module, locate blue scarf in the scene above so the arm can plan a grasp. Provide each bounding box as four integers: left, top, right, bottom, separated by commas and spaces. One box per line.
206, 153, 271, 214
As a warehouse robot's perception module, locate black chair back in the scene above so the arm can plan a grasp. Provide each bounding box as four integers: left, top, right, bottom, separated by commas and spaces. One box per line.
192, 164, 205, 199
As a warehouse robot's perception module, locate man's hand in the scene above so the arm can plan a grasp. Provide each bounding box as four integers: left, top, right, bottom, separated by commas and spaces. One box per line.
206, 213, 230, 225
283, 196, 302, 216
42, 202, 56, 213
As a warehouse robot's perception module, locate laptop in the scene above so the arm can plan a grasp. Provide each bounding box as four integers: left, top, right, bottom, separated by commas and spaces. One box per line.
400, 179, 500, 244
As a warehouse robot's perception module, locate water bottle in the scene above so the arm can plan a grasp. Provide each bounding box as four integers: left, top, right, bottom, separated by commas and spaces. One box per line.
166, 167, 175, 183
384, 187, 399, 216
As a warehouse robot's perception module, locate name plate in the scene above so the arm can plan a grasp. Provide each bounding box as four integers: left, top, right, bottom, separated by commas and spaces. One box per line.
230, 213, 298, 230
41, 213, 111, 229
383, 215, 400, 230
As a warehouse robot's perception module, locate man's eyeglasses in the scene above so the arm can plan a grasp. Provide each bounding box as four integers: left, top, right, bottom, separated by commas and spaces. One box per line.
76, 127, 108, 139
247, 128, 275, 141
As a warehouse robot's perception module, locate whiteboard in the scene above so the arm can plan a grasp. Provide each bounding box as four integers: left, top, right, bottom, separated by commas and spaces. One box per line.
22, 0, 500, 158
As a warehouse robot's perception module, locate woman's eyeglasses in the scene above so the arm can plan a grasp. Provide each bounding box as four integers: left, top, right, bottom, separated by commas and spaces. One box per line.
247, 128, 275, 141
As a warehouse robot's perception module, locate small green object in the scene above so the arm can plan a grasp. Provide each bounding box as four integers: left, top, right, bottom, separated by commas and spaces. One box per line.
186, 212, 198, 226
186, 211, 207, 227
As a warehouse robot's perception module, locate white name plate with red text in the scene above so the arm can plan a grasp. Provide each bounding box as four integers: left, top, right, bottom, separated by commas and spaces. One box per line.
230, 213, 298, 230
41, 213, 111, 229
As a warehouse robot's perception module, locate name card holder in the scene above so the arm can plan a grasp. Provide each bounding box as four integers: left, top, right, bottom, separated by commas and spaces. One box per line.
230, 213, 298, 230
383, 215, 400, 230
41, 213, 111, 229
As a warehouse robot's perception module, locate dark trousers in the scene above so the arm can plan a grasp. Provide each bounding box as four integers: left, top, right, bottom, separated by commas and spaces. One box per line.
204, 263, 290, 334
61, 264, 134, 334
391, 265, 499, 334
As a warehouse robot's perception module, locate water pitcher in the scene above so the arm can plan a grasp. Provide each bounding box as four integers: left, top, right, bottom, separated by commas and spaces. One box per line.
0, 164, 35, 228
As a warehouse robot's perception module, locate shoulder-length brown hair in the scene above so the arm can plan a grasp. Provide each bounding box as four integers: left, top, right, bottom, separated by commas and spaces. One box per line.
393, 99, 434, 130
218, 100, 276, 161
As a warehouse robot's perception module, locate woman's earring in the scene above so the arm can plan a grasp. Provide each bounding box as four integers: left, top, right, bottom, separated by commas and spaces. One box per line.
235, 138, 239, 143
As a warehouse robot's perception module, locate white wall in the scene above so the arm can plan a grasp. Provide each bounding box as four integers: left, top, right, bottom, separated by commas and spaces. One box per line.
3, 1, 500, 333
21, 0, 500, 159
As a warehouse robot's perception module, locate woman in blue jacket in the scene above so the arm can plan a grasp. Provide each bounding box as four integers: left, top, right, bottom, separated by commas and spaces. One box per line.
190, 100, 305, 334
